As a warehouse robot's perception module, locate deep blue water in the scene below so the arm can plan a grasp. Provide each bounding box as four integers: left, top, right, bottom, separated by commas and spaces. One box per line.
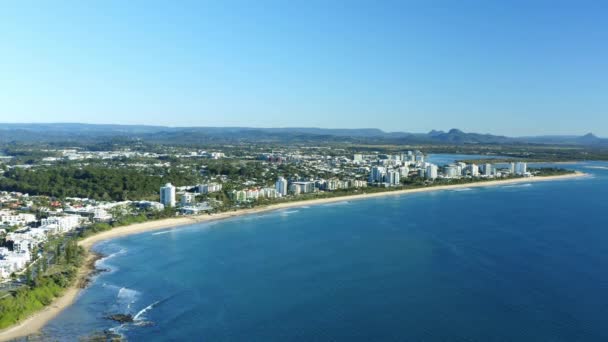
37, 160, 608, 341
426, 153, 511, 165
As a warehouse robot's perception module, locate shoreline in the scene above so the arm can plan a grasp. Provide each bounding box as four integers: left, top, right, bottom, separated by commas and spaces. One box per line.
0, 171, 586, 341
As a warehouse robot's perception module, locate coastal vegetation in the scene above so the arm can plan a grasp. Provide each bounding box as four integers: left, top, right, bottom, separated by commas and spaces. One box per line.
0, 165, 201, 201
0, 238, 84, 329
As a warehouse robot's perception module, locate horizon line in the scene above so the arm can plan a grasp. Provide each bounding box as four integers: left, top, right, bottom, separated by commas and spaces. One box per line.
0, 122, 601, 139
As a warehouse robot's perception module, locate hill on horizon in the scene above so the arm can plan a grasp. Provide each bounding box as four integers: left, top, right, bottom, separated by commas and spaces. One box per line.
0, 123, 605, 147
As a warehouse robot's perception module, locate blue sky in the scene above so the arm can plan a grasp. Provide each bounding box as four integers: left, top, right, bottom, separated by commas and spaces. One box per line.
1, 1, 606, 136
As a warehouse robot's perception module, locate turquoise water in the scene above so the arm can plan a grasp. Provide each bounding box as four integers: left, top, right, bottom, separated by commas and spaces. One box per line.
36, 161, 608, 341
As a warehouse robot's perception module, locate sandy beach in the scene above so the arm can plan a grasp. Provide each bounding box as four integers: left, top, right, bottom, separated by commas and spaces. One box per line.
0, 171, 586, 341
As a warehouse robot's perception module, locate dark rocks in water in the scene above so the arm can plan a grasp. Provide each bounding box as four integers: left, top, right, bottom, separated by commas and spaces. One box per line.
134, 320, 154, 327
82, 330, 125, 341
106, 313, 133, 323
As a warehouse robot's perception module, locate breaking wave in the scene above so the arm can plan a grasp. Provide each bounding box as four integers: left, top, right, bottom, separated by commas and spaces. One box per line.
502, 183, 532, 188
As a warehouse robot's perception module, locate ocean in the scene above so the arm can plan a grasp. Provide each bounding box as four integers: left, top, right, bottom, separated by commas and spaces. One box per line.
35, 159, 608, 341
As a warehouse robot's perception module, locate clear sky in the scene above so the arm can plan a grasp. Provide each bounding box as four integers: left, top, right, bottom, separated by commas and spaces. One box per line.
1, 1, 607, 136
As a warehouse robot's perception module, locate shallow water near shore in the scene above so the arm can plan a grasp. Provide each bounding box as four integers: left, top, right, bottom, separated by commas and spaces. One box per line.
33, 160, 608, 341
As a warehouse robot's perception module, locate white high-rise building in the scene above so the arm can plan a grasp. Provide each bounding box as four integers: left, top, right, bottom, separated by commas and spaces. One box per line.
385, 170, 400, 185
160, 183, 176, 207
370, 166, 386, 183
470, 164, 479, 177
515, 162, 527, 175
509, 162, 516, 174
415, 152, 425, 163
275, 177, 288, 196
484, 163, 493, 176
398, 166, 410, 178
426, 164, 438, 180
444, 165, 459, 178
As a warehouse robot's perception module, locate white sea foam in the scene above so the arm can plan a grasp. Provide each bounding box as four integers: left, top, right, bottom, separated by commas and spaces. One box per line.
133, 300, 160, 321
502, 183, 532, 188
323, 201, 350, 207
95, 248, 127, 271
451, 188, 473, 192
151, 230, 172, 235
116, 287, 141, 311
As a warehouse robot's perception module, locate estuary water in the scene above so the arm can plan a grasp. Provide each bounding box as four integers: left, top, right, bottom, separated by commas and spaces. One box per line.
37, 161, 608, 341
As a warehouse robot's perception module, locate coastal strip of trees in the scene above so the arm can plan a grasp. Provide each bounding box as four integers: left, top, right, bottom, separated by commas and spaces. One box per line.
0, 166, 200, 201
0, 239, 84, 329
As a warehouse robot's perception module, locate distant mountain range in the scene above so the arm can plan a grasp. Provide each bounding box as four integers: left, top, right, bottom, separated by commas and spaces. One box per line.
0, 123, 606, 147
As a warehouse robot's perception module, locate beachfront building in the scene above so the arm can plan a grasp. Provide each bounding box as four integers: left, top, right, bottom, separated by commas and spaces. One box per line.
230, 187, 279, 203
198, 183, 222, 194
470, 164, 479, 177
134, 201, 165, 211
260, 187, 278, 198
0, 211, 37, 227
180, 193, 196, 206
275, 177, 288, 197
180, 202, 213, 215
370, 166, 386, 183
291, 181, 316, 194
160, 183, 176, 207
426, 164, 438, 180
40, 215, 80, 233
289, 183, 301, 195
0, 248, 31, 279
325, 179, 340, 191
515, 162, 528, 175
93, 208, 112, 222
351, 180, 368, 188
385, 170, 400, 186
444, 165, 460, 178
509, 162, 516, 174
484, 163, 493, 176
230, 190, 247, 202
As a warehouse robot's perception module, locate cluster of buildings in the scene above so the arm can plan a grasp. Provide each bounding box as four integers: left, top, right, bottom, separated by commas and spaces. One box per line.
366, 153, 530, 183
224, 176, 368, 204
357, 150, 532, 185
230, 187, 279, 202
0, 210, 37, 228
177, 151, 226, 159
431, 161, 529, 179
160, 183, 215, 214
1, 213, 81, 279
0, 190, 175, 280
42, 149, 159, 162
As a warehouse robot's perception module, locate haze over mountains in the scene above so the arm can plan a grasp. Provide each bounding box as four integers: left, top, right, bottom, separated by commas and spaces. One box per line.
0, 123, 605, 146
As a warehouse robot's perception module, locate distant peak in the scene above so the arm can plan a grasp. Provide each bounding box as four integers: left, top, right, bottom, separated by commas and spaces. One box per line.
448, 128, 464, 134
583, 132, 597, 138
